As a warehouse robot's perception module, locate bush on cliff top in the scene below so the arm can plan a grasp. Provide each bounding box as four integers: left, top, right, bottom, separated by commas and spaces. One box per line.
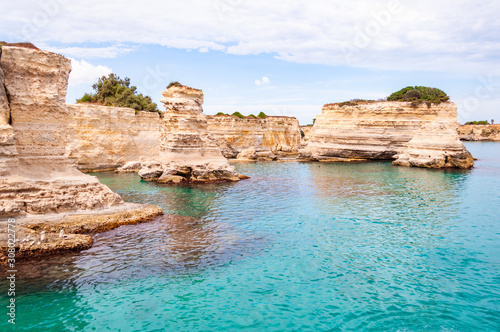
214, 111, 265, 119
167, 81, 182, 89
232, 111, 245, 119
387, 86, 449, 105
465, 120, 489, 125
257, 112, 267, 118
77, 73, 160, 114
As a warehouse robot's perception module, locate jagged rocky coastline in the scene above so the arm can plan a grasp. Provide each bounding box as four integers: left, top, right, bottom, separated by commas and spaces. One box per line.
0, 45, 162, 263
0, 44, 480, 263
301, 101, 474, 169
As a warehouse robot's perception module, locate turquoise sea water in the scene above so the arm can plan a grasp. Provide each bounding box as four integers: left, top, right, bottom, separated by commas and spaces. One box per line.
1, 142, 500, 331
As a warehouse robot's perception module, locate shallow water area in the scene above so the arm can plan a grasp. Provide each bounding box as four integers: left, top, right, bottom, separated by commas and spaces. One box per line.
1, 142, 499, 331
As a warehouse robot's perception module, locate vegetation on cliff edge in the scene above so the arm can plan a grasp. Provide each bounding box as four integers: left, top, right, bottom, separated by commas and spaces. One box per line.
465, 120, 490, 125
214, 111, 267, 119
77, 73, 160, 114
387, 86, 449, 106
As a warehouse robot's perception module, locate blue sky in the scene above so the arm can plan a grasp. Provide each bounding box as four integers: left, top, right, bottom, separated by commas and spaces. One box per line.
2, 0, 500, 124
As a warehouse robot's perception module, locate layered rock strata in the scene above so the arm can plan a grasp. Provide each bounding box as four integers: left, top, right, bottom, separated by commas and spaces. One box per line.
458, 124, 500, 141
0, 203, 163, 264
0, 46, 124, 216
138, 84, 245, 183
393, 122, 474, 168
206, 115, 301, 158
67, 104, 160, 172
0, 45, 163, 260
0, 46, 163, 217
302, 101, 474, 168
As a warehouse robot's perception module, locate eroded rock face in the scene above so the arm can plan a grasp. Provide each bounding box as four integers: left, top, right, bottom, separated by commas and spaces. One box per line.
0, 64, 18, 177
458, 124, 500, 141
393, 122, 474, 168
206, 115, 301, 158
138, 84, 244, 183
66, 104, 160, 172
303, 101, 473, 168
0, 46, 123, 216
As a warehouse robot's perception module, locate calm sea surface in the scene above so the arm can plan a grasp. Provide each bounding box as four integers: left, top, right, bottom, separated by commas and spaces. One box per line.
1, 142, 499, 331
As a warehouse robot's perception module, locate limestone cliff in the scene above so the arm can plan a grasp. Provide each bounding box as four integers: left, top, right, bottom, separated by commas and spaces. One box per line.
0, 46, 123, 216
206, 115, 301, 158
458, 124, 500, 141
0, 59, 18, 177
303, 101, 473, 168
393, 122, 474, 168
138, 84, 245, 183
66, 104, 160, 172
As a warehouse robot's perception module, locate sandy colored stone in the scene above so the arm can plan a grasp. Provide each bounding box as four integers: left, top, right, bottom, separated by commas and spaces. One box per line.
0, 64, 18, 177
116, 160, 143, 173
0, 226, 93, 264
139, 84, 246, 183
0, 203, 163, 263
206, 115, 301, 158
458, 124, 500, 141
20, 203, 163, 234
0, 46, 124, 216
66, 104, 160, 171
237, 147, 257, 160
393, 122, 474, 168
303, 101, 474, 168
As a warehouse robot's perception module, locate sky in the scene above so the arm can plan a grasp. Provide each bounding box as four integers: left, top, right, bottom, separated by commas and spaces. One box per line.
2, 0, 500, 125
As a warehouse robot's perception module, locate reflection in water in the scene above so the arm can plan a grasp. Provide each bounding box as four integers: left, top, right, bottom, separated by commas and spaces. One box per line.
1, 145, 499, 331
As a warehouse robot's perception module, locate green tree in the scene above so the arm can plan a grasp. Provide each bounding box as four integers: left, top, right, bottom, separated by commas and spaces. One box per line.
77, 73, 160, 114
257, 112, 267, 118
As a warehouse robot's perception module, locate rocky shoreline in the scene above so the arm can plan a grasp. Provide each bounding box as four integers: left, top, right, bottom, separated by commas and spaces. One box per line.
0, 203, 162, 264
458, 124, 500, 141
0, 45, 164, 263
0, 44, 483, 263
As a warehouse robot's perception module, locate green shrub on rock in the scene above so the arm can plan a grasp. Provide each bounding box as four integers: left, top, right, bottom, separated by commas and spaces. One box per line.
387, 86, 449, 105
77, 73, 160, 114
232, 111, 245, 119
465, 120, 489, 125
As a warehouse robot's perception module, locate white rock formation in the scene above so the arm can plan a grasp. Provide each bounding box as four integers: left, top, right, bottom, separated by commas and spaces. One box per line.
206, 115, 301, 158
0, 46, 124, 216
393, 122, 474, 168
66, 104, 160, 172
302, 101, 474, 168
458, 124, 500, 141
138, 84, 246, 183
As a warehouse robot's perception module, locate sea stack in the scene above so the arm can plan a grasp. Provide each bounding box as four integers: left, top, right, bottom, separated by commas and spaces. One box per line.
138, 84, 246, 183
302, 100, 474, 169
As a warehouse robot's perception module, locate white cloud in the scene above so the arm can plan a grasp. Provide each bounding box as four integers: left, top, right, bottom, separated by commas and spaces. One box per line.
39, 44, 135, 59
2, 0, 500, 73
255, 76, 271, 86
68, 58, 112, 86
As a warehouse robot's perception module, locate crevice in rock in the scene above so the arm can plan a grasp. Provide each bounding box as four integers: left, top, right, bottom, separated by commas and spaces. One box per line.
5, 87, 12, 126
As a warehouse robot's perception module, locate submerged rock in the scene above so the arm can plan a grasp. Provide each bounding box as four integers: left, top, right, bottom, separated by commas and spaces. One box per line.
0, 203, 163, 264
